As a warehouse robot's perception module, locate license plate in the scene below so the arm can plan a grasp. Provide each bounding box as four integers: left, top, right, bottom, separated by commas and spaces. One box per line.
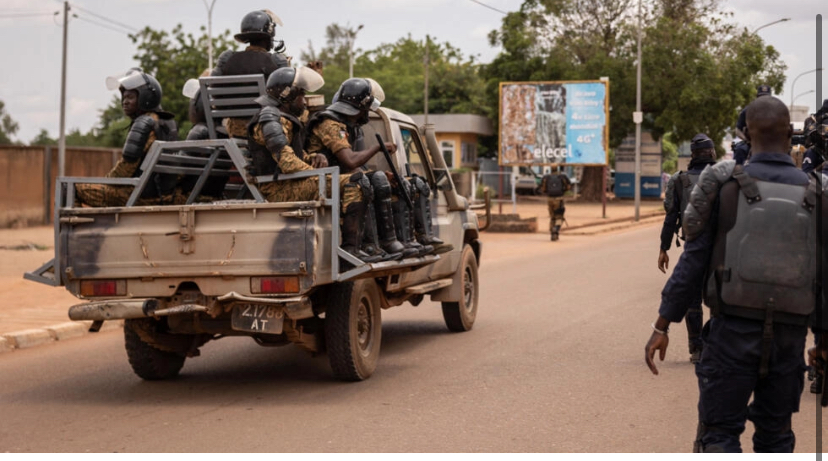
231, 304, 284, 334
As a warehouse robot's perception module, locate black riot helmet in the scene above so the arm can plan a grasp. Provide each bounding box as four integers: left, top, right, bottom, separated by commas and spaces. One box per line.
264, 67, 324, 104
106, 68, 162, 112
328, 78, 385, 116
235, 10, 282, 46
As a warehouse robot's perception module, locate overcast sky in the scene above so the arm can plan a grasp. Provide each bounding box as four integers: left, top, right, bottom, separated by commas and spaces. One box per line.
0, 0, 825, 143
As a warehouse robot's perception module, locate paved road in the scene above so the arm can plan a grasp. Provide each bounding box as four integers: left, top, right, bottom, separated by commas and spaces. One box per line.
0, 225, 822, 452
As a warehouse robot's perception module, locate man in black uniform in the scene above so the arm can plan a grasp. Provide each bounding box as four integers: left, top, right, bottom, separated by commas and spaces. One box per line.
732, 84, 772, 165
800, 99, 828, 174
212, 9, 289, 138
657, 133, 717, 363
306, 78, 450, 259
644, 96, 827, 452
75, 69, 178, 207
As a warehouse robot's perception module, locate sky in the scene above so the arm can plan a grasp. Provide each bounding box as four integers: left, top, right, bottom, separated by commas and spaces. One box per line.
0, 0, 825, 143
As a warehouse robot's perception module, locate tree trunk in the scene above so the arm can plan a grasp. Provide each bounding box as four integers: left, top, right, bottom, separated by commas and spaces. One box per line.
579, 166, 604, 202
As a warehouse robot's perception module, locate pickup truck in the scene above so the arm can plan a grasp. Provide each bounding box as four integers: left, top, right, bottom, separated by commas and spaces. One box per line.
26, 75, 490, 381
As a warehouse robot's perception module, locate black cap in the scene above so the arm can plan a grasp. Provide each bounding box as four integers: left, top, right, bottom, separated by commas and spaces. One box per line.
690, 133, 714, 151
756, 84, 772, 97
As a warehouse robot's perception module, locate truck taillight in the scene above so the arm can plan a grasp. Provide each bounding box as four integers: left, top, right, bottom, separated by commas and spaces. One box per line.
80, 280, 126, 297
252, 276, 300, 294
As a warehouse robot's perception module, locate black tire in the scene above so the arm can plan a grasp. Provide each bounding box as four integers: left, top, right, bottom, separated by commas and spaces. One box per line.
325, 279, 382, 381
442, 245, 479, 332
124, 319, 186, 381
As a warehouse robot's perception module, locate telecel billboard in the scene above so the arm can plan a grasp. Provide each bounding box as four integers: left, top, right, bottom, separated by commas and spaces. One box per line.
498, 80, 609, 166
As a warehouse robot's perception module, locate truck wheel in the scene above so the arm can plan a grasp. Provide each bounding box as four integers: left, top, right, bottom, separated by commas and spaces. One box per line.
124, 319, 186, 381
442, 245, 479, 332
325, 279, 382, 381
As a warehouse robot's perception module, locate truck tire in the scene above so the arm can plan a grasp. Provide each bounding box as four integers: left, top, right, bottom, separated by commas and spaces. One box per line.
441, 245, 479, 332
325, 279, 382, 381
124, 319, 186, 381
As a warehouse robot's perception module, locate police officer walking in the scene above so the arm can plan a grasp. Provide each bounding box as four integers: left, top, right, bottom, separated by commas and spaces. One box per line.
75, 68, 178, 207
644, 96, 827, 452
657, 133, 716, 363
538, 169, 572, 241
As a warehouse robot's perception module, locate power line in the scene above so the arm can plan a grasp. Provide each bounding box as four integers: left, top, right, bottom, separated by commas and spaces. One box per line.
0, 12, 57, 18
74, 14, 132, 35
70, 3, 139, 33
467, 0, 508, 15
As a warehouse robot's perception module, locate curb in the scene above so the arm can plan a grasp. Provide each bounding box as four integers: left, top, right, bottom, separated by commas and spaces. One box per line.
562, 210, 665, 232
565, 215, 664, 236
0, 320, 124, 354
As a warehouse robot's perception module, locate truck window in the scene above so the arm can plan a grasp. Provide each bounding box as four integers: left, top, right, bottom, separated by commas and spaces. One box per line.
400, 127, 427, 177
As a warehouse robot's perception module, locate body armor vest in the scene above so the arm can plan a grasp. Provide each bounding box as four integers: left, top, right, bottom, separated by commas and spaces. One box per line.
215, 49, 284, 77
704, 169, 818, 325
247, 109, 305, 178
129, 113, 178, 198
308, 110, 362, 173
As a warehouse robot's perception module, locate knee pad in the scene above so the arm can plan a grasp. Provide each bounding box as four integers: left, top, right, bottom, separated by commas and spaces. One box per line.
371, 171, 391, 200
349, 172, 373, 203
412, 174, 430, 197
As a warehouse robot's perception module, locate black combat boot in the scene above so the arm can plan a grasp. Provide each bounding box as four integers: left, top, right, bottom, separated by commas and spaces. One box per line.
376, 196, 417, 258
341, 201, 382, 264
550, 225, 560, 241
363, 202, 402, 261
392, 197, 429, 256
413, 192, 452, 255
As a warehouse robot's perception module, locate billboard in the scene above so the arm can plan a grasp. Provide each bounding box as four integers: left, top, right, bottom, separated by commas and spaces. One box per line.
499, 80, 609, 166
614, 131, 663, 198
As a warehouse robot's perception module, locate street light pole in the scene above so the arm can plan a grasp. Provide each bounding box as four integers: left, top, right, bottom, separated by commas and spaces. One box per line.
348, 24, 364, 79
751, 17, 790, 34
790, 68, 824, 112
203, 0, 217, 70
634, 0, 642, 222
58, 1, 70, 178
793, 89, 815, 107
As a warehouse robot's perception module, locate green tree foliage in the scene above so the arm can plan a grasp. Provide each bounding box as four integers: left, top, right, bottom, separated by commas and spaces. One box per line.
129, 24, 236, 135
0, 100, 20, 145
30, 129, 57, 146
302, 27, 487, 117
483, 0, 785, 199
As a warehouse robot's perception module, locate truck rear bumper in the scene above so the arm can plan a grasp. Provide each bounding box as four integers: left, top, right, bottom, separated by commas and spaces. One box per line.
68, 293, 313, 321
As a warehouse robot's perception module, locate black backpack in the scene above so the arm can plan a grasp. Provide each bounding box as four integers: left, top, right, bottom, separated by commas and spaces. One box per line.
544, 174, 564, 197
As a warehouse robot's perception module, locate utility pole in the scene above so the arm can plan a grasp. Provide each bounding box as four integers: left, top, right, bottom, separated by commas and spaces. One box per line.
203, 0, 217, 70
348, 24, 364, 79
58, 1, 69, 178
633, 0, 643, 222
424, 35, 429, 126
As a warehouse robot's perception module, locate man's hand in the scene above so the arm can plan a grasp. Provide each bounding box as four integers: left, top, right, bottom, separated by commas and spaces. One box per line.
808, 341, 828, 368
645, 330, 670, 375
384, 142, 397, 154
309, 154, 328, 168
658, 249, 669, 274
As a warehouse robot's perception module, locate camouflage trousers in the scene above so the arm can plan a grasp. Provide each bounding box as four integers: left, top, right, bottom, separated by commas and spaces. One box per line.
547, 197, 566, 231
74, 183, 184, 207
258, 173, 363, 212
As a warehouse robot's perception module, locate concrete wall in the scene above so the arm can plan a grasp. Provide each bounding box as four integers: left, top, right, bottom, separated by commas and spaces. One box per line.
435, 132, 479, 169
0, 146, 119, 228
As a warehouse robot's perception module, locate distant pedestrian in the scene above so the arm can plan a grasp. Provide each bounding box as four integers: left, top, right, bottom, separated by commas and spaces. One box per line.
537, 169, 571, 241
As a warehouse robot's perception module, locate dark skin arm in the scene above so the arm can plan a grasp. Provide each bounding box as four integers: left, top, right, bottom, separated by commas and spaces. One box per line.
332, 142, 397, 171
645, 315, 671, 375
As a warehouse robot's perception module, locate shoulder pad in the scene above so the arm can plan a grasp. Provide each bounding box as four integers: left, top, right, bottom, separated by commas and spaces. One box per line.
212, 50, 234, 75
258, 105, 281, 124
683, 161, 736, 241
271, 53, 289, 69
122, 115, 156, 162
257, 107, 287, 155
663, 173, 679, 212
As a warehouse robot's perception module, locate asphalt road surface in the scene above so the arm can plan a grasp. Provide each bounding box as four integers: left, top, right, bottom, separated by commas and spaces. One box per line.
0, 224, 823, 452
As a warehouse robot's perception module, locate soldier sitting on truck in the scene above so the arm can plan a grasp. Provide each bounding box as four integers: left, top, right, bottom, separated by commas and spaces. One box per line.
247, 67, 389, 263
75, 68, 179, 207
213, 9, 289, 139
306, 78, 451, 258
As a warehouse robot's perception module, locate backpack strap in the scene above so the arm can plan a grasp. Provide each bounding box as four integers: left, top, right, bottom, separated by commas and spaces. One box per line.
731, 164, 761, 204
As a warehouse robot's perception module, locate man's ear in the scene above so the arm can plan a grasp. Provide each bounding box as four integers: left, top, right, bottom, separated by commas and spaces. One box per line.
787, 123, 793, 140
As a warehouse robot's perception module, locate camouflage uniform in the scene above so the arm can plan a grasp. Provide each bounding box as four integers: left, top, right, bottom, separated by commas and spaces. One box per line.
251, 117, 362, 209
75, 113, 176, 207
539, 173, 572, 239
305, 118, 353, 168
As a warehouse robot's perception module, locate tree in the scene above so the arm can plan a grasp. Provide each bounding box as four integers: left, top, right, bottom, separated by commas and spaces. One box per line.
30, 129, 57, 146
483, 0, 786, 200
129, 24, 236, 134
0, 100, 20, 145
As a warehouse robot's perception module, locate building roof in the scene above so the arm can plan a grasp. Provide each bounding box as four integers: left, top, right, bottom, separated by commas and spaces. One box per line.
409, 114, 494, 136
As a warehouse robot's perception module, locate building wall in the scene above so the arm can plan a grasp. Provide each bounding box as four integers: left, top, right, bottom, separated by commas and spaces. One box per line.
434, 132, 479, 169
0, 146, 118, 228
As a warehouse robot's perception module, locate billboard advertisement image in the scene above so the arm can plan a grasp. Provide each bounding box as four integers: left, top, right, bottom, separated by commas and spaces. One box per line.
499, 80, 609, 166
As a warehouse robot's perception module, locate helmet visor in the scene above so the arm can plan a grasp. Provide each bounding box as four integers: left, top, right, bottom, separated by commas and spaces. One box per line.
106, 71, 146, 91
263, 9, 283, 27
366, 78, 385, 103
182, 79, 200, 99
293, 67, 325, 93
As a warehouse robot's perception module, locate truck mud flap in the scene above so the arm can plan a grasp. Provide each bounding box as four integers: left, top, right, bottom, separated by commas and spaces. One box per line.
336, 253, 441, 282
